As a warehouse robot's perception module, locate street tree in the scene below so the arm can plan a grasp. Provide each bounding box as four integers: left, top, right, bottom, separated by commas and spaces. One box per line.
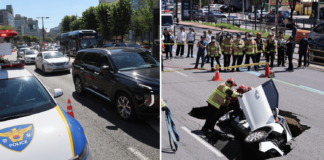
13, 34, 20, 46
134, 0, 155, 45
95, 2, 113, 42
55, 35, 60, 42
70, 19, 79, 31
131, 12, 145, 43
81, 6, 99, 32
60, 15, 71, 33
22, 34, 30, 44
289, 0, 297, 19
111, 0, 133, 42
224, 0, 234, 17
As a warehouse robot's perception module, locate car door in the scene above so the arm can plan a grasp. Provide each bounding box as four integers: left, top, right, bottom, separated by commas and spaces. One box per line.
80, 51, 98, 91
312, 24, 324, 39
91, 53, 115, 98
36, 53, 42, 68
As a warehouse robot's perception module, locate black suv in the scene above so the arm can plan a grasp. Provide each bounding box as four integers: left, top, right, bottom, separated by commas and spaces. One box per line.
72, 47, 160, 121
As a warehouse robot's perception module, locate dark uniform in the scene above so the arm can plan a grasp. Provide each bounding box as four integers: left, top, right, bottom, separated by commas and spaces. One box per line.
255, 37, 264, 67
277, 33, 286, 67
286, 37, 295, 72
298, 38, 309, 67
264, 38, 277, 68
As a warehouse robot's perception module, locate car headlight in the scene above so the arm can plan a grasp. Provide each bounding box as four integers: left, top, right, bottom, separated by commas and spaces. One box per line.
44, 61, 54, 66
144, 93, 154, 107
70, 142, 89, 160
65, 61, 70, 65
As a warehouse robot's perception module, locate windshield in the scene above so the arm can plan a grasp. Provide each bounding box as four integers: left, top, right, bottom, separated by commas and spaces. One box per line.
80, 39, 97, 49
43, 52, 64, 59
26, 51, 38, 55
162, 16, 173, 26
20, 48, 29, 52
127, 44, 141, 48
0, 77, 56, 119
117, 43, 127, 47
111, 52, 160, 71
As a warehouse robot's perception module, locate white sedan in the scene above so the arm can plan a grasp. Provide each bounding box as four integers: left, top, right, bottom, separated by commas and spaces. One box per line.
35, 51, 70, 74
22, 50, 38, 63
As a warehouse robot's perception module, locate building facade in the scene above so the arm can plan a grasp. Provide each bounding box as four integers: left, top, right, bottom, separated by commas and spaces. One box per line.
0, 10, 14, 27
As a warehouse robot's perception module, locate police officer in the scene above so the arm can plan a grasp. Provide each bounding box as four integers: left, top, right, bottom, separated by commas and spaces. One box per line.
244, 33, 258, 71
232, 33, 245, 72
201, 78, 242, 133
277, 31, 286, 67
285, 36, 295, 72
207, 36, 222, 72
264, 33, 277, 69
221, 32, 233, 71
255, 32, 264, 68
297, 33, 309, 69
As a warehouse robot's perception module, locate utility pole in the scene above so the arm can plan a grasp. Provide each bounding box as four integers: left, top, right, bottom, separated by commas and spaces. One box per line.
76, 13, 79, 30
208, 0, 210, 22
36, 17, 49, 51
275, 0, 278, 35
243, 0, 245, 20
317, 0, 320, 25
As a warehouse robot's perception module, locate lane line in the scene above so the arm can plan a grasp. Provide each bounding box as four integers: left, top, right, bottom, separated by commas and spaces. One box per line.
181, 126, 225, 157
299, 85, 324, 94
128, 147, 149, 160
168, 68, 187, 76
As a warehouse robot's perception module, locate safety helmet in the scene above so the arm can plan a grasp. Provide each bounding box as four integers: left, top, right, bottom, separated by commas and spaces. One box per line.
237, 85, 248, 93
257, 32, 261, 36
226, 32, 232, 36
248, 86, 254, 91
226, 78, 237, 86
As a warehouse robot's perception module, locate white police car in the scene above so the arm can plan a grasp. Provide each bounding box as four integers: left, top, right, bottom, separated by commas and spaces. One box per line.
0, 60, 92, 160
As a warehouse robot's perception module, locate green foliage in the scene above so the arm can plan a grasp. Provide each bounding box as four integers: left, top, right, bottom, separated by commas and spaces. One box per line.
29, 36, 40, 42
13, 34, 20, 42
0, 25, 15, 30
95, 2, 113, 41
69, 19, 79, 31
44, 37, 54, 42
55, 35, 60, 42
111, 0, 133, 42
70, 15, 77, 22
131, 13, 145, 38
81, 6, 98, 31
22, 34, 30, 43
60, 15, 71, 33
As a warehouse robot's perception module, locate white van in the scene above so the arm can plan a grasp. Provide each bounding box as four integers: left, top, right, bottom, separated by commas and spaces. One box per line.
162, 14, 174, 31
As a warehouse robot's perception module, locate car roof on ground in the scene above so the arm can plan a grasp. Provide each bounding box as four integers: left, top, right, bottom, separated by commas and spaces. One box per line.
0, 69, 33, 80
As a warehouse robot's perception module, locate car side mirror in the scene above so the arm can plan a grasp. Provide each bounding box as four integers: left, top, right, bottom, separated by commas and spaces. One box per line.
54, 88, 63, 98
100, 65, 110, 71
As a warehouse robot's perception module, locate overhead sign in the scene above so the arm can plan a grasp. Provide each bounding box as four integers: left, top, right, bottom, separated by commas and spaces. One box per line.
181, 0, 191, 20
282, 11, 290, 18
283, 18, 289, 25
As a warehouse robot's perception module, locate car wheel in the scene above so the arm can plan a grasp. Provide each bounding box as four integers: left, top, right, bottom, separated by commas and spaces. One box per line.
245, 130, 267, 143
116, 93, 136, 121
74, 76, 86, 95
35, 63, 38, 70
42, 65, 47, 74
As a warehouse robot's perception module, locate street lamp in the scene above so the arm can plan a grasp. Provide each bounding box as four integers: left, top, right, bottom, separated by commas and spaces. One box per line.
36, 17, 49, 51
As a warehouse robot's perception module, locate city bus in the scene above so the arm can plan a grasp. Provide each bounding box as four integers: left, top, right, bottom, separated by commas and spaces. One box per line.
60, 30, 98, 56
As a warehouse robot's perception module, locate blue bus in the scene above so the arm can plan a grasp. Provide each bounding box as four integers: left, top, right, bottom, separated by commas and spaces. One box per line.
60, 30, 98, 56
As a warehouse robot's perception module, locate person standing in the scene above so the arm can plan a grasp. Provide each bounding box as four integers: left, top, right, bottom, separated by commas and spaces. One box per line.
175, 27, 186, 57
254, 32, 264, 68
231, 33, 245, 72
221, 32, 233, 71
291, 22, 297, 45
297, 33, 309, 68
169, 29, 175, 59
205, 29, 213, 63
218, 27, 225, 46
244, 33, 258, 71
163, 28, 171, 59
271, 27, 276, 40
264, 33, 277, 69
194, 36, 208, 69
242, 32, 249, 57
207, 36, 221, 72
186, 28, 196, 58
277, 31, 286, 67
285, 36, 295, 72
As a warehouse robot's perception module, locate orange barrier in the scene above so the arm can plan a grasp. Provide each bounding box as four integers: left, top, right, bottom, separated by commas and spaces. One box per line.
212, 65, 223, 81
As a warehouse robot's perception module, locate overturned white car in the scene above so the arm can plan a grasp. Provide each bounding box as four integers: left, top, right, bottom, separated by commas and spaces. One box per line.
219, 79, 292, 158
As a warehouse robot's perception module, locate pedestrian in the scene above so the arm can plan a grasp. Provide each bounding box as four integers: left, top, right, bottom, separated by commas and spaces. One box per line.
161, 42, 165, 71
186, 27, 196, 58
221, 32, 233, 71
291, 22, 297, 44
169, 29, 175, 59
218, 27, 225, 46
285, 36, 295, 72
242, 32, 249, 57
244, 33, 258, 71
175, 27, 186, 57
277, 31, 286, 67
231, 33, 245, 72
271, 27, 276, 40
297, 33, 309, 68
264, 32, 277, 69
201, 78, 241, 134
194, 36, 208, 69
207, 36, 221, 72
254, 32, 264, 68
163, 28, 171, 59
205, 29, 212, 63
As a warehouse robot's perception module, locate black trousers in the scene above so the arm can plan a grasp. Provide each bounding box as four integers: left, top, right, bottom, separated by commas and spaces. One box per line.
298, 52, 307, 67
176, 45, 184, 56
223, 54, 231, 68
195, 52, 205, 68
165, 45, 171, 58
187, 41, 194, 57
245, 54, 257, 70
161, 55, 163, 71
288, 52, 294, 71
255, 52, 261, 64
205, 54, 210, 63
266, 53, 274, 67
211, 56, 220, 70
232, 55, 243, 70
277, 50, 285, 66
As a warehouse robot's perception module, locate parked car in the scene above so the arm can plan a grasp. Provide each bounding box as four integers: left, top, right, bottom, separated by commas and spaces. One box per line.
72, 48, 159, 121
308, 22, 324, 41
35, 51, 71, 73
103, 42, 116, 47
264, 10, 284, 20
248, 10, 268, 20
217, 15, 241, 27
118, 43, 151, 53
266, 16, 285, 27
17, 47, 30, 58
193, 11, 205, 21
203, 11, 223, 22
22, 50, 38, 63
308, 37, 324, 62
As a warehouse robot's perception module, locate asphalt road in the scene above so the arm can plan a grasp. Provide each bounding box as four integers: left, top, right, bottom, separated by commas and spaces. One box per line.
6, 52, 159, 160
161, 25, 324, 160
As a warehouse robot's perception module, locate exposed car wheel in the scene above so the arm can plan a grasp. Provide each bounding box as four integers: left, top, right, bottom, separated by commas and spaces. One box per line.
116, 93, 136, 121
74, 76, 86, 95
218, 114, 229, 126
42, 65, 47, 74
245, 130, 267, 148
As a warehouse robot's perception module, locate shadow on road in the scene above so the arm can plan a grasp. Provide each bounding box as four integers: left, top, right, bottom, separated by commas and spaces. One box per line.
33, 68, 71, 77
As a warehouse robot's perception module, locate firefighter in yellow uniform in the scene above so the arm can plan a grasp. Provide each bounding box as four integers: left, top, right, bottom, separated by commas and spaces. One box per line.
245, 33, 258, 71
264, 32, 277, 69
207, 36, 222, 72
201, 78, 242, 133
231, 33, 245, 72
221, 32, 233, 71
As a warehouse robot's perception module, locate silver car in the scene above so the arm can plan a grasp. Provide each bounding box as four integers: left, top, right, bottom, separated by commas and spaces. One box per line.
308, 22, 324, 41
17, 47, 30, 58
22, 50, 38, 63
35, 51, 70, 74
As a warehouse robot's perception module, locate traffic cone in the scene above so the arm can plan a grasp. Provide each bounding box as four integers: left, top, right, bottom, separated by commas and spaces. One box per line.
67, 99, 75, 118
212, 64, 223, 81
264, 62, 270, 78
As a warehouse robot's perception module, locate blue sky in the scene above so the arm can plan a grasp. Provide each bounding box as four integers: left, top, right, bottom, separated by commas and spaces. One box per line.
4, 0, 99, 29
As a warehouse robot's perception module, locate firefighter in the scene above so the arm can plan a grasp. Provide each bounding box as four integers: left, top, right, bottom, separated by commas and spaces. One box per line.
207, 36, 222, 72
231, 33, 245, 72
221, 32, 233, 71
201, 78, 242, 133
277, 31, 286, 67
264, 32, 277, 69
244, 33, 258, 71
247, 86, 254, 91
255, 32, 264, 68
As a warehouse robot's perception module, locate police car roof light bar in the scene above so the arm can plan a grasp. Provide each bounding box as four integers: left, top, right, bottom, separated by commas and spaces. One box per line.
0, 60, 25, 70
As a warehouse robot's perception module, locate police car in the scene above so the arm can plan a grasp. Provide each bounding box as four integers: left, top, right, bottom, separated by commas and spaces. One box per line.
0, 59, 92, 160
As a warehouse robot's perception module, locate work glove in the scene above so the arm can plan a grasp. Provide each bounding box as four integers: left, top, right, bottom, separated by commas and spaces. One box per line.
161, 106, 166, 111
238, 94, 243, 98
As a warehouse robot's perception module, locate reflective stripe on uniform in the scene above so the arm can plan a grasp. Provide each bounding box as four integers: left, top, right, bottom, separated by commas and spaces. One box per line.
216, 89, 226, 98
231, 92, 237, 97
207, 91, 221, 109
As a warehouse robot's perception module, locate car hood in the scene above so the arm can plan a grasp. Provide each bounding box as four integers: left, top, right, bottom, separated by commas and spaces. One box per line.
0, 106, 86, 160
25, 55, 37, 58
44, 57, 69, 63
238, 79, 278, 131
117, 67, 160, 87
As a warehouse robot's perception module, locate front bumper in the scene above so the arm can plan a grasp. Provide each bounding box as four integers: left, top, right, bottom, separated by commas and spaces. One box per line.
24, 59, 36, 63
44, 64, 71, 72
134, 94, 160, 117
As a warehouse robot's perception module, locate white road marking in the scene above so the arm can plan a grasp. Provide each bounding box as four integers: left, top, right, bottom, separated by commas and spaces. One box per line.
145, 119, 159, 133
168, 68, 187, 77
128, 147, 149, 160
181, 126, 225, 157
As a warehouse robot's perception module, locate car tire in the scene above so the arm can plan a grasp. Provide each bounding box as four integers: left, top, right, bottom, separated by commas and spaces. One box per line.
35, 63, 38, 70
42, 65, 47, 74
115, 92, 136, 121
244, 130, 268, 149
74, 76, 86, 95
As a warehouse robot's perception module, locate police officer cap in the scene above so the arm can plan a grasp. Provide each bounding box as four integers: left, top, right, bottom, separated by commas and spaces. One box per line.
279, 31, 283, 34
289, 36, 294, 40
248, 33, 252, 37
203, 31, 207, 33
271, 27, 276, 30
226, 32, 231, 35
201, 36, 206, 39
237, 33, 241, 36
211, 36, 216, 39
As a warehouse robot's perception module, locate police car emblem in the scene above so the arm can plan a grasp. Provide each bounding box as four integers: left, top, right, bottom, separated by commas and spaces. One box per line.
0, 124, 35, 152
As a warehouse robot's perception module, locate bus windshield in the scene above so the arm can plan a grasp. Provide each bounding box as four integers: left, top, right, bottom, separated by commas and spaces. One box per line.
80, 39, 97, 49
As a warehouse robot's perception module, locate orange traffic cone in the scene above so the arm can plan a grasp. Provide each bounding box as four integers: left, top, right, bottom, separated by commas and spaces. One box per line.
212, 64, 223, 81
67, 99, 75, 118
264, 62, 270, 78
